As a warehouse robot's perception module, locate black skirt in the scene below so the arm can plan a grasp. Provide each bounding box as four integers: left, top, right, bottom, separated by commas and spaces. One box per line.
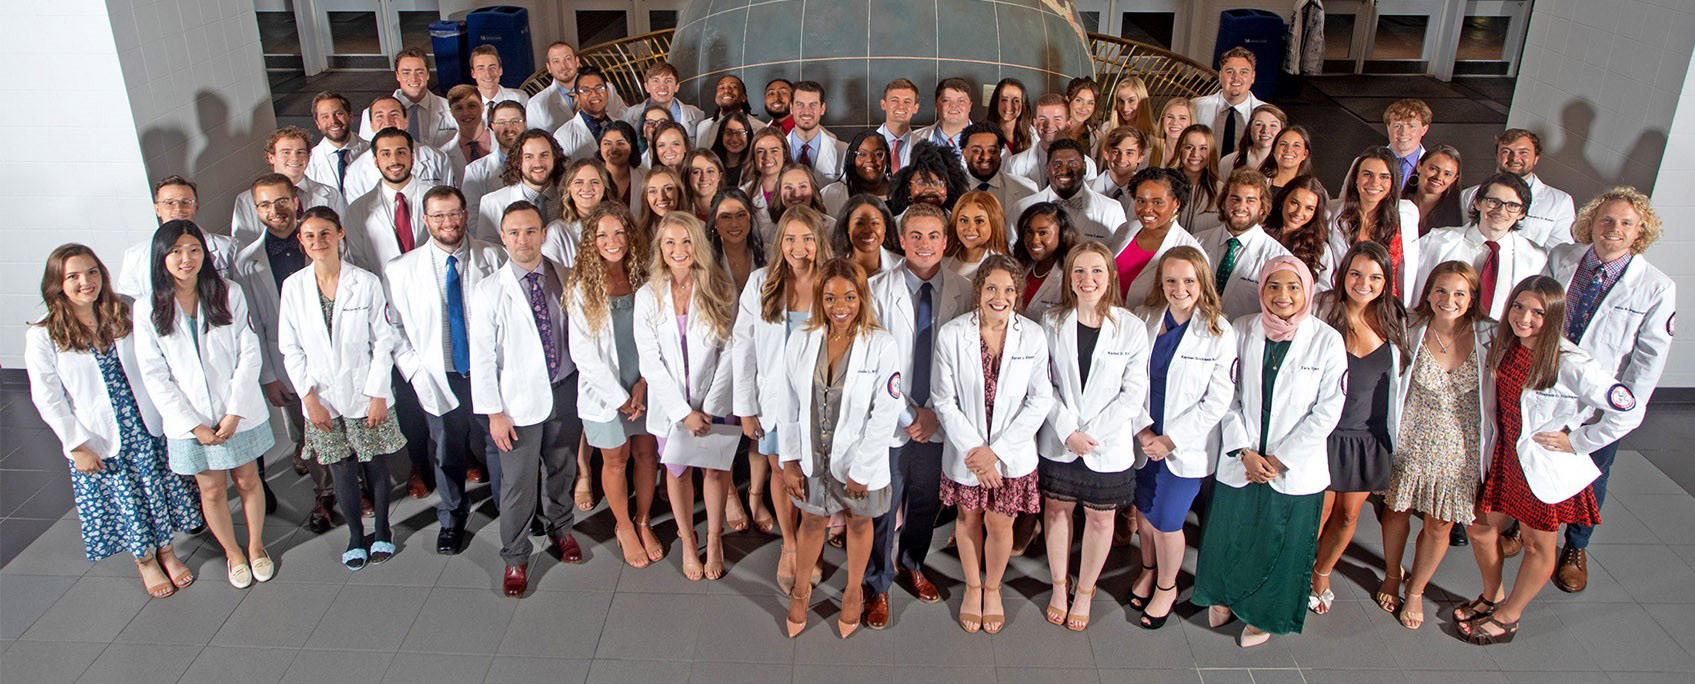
1326, 430, 1393, 492
1037, 456, 1137, 510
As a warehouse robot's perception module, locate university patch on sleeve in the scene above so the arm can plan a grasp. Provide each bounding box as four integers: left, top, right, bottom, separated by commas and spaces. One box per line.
888, 372, 902, 399
1607, 383, 1637, 411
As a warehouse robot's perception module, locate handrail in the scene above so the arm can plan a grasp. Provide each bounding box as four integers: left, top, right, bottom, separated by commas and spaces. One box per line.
519, 29, 1218, 108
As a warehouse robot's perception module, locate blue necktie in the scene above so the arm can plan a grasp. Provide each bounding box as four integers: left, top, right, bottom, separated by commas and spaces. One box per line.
446, 255, 469, 374
912, 282, 934, 406
1568, 269, 1607, 342
334, 149, 349, 194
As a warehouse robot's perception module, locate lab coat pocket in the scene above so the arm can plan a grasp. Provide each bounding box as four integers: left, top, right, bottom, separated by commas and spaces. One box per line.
1518, 437, 1601, 505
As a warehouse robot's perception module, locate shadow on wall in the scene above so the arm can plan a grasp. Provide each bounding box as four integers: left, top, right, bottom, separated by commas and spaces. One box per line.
1534, 100, 1668, 200
136, 89, 276, 237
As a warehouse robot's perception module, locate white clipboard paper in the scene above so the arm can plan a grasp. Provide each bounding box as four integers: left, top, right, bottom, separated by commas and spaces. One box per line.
661, 423, 742, 470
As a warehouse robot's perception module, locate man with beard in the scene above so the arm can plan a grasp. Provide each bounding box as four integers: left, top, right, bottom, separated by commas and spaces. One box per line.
387, 185, 508, 554
764, 78, 794, 133
1192, 168, 1291, 319
1004, 94, 1097, 188
232, 127, 346, 246
477, 130, 565, 243
343, 96, 458, 201
1458, 129, 1576, 250
889, 141, 969, 223
230, 175, 339, 530
785, 81, 847, 182
552, 66, 617, 161
358, 48, 458, 150
960, 122, 1037, 230
463, 101, 529, 215
696, 74, 756, 144
1014, 138, 1124, 244
306, 92, 369, 202
526, 41, 628, 133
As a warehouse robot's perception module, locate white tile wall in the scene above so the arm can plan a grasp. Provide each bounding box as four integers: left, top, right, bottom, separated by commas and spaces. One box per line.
1647, 44, 1695, 388
0, 0, 275, 367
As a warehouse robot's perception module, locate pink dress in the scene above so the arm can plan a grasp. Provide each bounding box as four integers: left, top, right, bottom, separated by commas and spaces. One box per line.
1115, 239, 1159, 300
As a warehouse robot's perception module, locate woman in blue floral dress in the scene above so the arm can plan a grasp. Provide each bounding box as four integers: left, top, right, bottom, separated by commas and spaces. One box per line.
25, 244, 204, 598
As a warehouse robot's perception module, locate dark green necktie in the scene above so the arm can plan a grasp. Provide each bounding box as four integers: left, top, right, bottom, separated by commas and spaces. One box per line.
1215, 237, 1241, 293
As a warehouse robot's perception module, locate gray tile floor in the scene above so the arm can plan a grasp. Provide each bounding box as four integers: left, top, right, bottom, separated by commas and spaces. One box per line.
5, 368, 1695, 683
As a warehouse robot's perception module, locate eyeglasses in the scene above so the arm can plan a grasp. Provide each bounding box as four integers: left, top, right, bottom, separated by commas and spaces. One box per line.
254, 200, 294, 212
570, 84, 608, 95
854, 150, 889, 161
425, 210, 467, 221
1478, 197, 1526, 215
155, 199, 198, 209
721, 128, 749, 138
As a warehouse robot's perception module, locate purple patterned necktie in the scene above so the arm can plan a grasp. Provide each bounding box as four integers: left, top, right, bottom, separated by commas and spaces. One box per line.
524, 271, 558, 377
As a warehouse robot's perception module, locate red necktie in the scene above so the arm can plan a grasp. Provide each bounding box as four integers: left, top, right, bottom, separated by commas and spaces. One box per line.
1479, 240, 1500, 314
395, 191, 415, 253
798, 141, 812, 167
890, 138, 903, 172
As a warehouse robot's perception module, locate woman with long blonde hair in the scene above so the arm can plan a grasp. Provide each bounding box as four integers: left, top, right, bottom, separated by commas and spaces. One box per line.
1148, 98, 1193, 168
1108, 76, 1157, 146
634, 211, 740, 580
568, 202, 664, 568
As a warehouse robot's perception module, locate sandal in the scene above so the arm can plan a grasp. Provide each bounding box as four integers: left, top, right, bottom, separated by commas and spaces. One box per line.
573, 476, 595, 511
703, 538, 724, 581
635, 520, 665, 562
679, 533, 704, 582
160, 549, 195, 589
369, 541, 396, 565
136, 558, 174, 599
1374, 572, 1404, 614
982, 584, 1006, 634
342, 548, 369, 571
615, 524, 650, 569
1398, 591, 1425, 629
1128, 563, 1156, 610
1461, 614, 1520, 645
1309, 570, 1335, 614
724, 495, 750, 534
959, 584, 983, 633
1139, 583, 1177, 630
749, 491, 775, 535
1067, 586, 1096, 632
1045, 579, 1069, 626
776, 547, 797, 594
1452, 594, 1497, 623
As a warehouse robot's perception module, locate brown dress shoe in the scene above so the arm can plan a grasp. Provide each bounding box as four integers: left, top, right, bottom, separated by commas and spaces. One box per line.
864, 590, 891, 629
306, 496, 335, 533
553, 534, 584, 564
407, 472, 430, 499
900, 567, 941, 603
503, 564, 529, 597
1554, 547, 1588, 593
466, 465, 486, 484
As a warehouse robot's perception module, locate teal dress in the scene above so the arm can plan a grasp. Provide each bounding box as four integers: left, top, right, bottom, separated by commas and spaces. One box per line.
584, 293, 651, 449
1192, 338, 1325, 635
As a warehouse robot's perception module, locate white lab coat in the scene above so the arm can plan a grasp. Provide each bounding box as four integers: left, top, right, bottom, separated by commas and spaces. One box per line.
1023, 264, 1066, 322
469, 259, 572, 427
1218, 314, 1348, 495
1396, 320, 1494, 481
231, 179, 346, 247
341, 145, 457, 204
307, 137, 371, 203
731, 268, 795, 433
818, 181, 855, 217
868, 265, 974, 445
1481, 339, 1644, 503
386, 238, 505, 416
567, 283, 633, 424
775, 327, 905, 489
1413, 224, 1547, 320
526, 81, 630, 134
1138, 307, 1238, 477
277, 264, 397, 419
932, 312, 1056, 484
786, 127, 850, 183
343, 177, 438, 274
541, 217, 582, 269
632, 281, 735, 440
25, 328, 164, 459
1189, 92, 1268, 146
1459, 175, 1576, 250
744, 178, 779, 242
1546, 244, 1676, 411
1016, 186, 1128, 245
475, 183, 560, 245
132, 282, 270, 440
115, 233, 239, 300
1112, 221, 1203, 309
227, 237, 290, 390
460, 151, 505, 219
975, 171, 1040, 230
1194, 223, 1294, 321
477, 86, 529, 126
1003, 144, 1099, 189
358, 90, 459, 150
1324, 198, 1422, 308
553, 114, 602, 162
1038, 307, 1152, 472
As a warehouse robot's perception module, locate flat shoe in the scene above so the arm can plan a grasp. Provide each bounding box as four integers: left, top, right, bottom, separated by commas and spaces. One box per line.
369, 541, 396, 564
227, 561, 253, 589
250, 554, 275, 582
342, 548, 369, 571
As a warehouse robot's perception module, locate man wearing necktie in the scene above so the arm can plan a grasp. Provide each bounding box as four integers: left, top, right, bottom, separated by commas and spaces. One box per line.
785, 81, 846, 182
1193, 169, 1291, 319
387, 187, 507, 556
1383, 99, 1432, 192
476, 130, 565, 243
446, 85, 492, 166
471, 201, 584, 597
357, 48, 458, 150
877, 79, 921, 173
1190, 47, 1265, 159
306, 92, 370, 205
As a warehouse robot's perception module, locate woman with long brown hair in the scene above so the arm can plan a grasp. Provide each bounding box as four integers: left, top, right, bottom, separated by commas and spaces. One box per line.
742, 126, 792, 240
943, 190, 1008, 278
1255, 126, 1313, 195
1265, 175, 1332, 288
1219, 104, 1286, 173
1408, 144, 1464, 235
26, 243, 203, 597
985, 77, 1034, 155
1328, 147, 1421, 305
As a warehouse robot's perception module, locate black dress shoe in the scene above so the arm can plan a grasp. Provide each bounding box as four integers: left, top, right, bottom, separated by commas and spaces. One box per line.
1450, 525, 1470, 547
263, 482, 278, 515
529, 517, 546, 538
436, 527, 463, 555
306, 497, 335, 534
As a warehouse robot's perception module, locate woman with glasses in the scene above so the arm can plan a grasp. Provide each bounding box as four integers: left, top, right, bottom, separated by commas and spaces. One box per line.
821, 129, 892, 216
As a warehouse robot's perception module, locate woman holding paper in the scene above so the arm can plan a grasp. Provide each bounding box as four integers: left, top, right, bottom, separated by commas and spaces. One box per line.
633, 211, 738, 581
778, 257, 903, 639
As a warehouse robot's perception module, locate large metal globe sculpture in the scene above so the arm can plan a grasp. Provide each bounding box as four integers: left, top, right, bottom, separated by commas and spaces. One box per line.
668, 0, 1096, 128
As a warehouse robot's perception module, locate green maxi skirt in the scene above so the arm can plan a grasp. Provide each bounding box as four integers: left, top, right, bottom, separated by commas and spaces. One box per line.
1191, 481, 1324, 635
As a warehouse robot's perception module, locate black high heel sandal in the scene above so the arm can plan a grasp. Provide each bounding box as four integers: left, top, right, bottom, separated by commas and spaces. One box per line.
1128, 564, 1156, 610
1139, 583, 1178, 630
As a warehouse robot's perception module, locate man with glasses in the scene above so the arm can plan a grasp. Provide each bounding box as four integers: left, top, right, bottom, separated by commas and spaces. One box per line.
527, 41, 628, 133
785, 81, 847, 182
469, 45, 528, 125
358, 48, 458, 150
552, 67, 616, 161
305, 92, 369, 204
386, 186, 508, 555
465, 100, 530, 217
115, 176, 239, 298
1458, 129, 1576, 250
1014, 138, 1124, 243
1414, 173, 1546, 321
232, 127, 346, 246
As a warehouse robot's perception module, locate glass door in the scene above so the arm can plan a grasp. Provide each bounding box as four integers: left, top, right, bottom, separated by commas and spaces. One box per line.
1324, 0, 1531, 78
1444, 0, 1532, 77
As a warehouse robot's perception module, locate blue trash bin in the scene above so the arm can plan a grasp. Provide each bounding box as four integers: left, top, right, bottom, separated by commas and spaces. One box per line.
430, 20, 470, 89
1213, 9, 1285, 102
467, 6, 534, 88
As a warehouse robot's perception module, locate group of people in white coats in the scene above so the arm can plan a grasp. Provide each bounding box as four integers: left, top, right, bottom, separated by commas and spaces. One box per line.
22, 38, 1677, 653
